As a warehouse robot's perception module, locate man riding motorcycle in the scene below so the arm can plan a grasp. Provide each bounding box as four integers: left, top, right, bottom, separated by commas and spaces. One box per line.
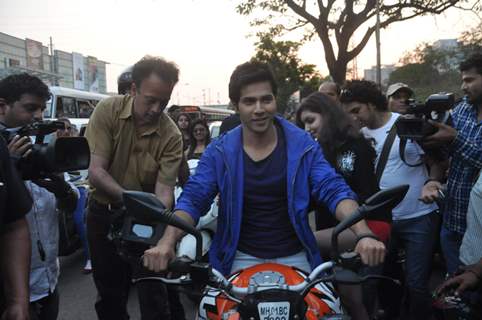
142, 61, 385, 281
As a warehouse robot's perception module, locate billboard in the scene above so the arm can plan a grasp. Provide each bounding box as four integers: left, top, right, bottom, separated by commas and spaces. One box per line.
87, 56, 99, 92
25, 39, 44, 70
72, 52, 85, 90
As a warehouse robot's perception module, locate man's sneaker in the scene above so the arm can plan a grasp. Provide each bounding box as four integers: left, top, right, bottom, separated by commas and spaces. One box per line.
83, 260, 92, 274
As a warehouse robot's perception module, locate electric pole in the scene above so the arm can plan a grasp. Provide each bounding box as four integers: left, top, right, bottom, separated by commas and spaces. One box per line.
375, 0, 382, 86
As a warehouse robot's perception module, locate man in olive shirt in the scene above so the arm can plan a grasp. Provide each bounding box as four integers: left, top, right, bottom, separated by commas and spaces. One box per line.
85, 56, 184, 320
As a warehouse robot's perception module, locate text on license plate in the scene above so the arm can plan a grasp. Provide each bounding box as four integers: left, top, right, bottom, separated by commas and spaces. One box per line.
257, 301, 290, 320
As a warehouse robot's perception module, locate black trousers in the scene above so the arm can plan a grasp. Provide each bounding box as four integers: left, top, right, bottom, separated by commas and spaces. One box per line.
29, 288, 59, 320
87, 200, 185, 320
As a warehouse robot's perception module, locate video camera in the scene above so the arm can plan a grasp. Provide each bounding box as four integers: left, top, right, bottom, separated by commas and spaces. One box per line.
1, 120, 90, 180
395, 93, 454, 141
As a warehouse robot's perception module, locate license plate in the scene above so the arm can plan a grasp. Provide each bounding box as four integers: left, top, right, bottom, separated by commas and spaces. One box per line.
257, 301, 290, 320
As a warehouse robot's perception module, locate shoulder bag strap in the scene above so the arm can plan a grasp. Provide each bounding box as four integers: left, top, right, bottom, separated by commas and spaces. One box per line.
375, 123, 397, 185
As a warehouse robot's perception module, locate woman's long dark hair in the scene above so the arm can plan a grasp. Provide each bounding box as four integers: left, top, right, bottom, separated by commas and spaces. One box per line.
176, 113, 191, 132
295, 92, 365, 166
187, 119, 211, 159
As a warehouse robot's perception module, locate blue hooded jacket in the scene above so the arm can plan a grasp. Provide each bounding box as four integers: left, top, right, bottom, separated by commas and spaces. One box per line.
175, 116, 356, 275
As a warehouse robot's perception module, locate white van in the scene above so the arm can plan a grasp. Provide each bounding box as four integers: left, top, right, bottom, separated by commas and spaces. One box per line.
43, 86, 110, 133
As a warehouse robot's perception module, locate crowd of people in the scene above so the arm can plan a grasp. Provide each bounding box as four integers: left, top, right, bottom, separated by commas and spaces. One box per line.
0, 52, 480, 320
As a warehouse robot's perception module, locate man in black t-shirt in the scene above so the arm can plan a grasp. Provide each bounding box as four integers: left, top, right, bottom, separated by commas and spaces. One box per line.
0, 135, 32, 319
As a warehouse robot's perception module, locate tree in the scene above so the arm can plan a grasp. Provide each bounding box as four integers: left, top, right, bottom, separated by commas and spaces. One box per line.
390, 23, 482, 100
237, 0, 478, 84
458, 21, 482, 56
251, 32, 322, 114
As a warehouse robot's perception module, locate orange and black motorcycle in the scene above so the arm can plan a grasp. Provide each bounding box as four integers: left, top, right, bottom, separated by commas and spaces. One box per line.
116, 185, 408, 320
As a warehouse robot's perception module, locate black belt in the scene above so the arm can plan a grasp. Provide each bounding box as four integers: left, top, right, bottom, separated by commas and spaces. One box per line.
90, 198, 124, 212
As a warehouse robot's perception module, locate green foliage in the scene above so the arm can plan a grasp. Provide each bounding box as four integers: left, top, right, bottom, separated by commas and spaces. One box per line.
251, 33, 322, 114
459, 22, 482, 57
391, 23, 481, 100
235, 0, 475, 84
389, 63, 461, 101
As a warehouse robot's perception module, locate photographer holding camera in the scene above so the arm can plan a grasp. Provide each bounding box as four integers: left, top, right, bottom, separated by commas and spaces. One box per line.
341, 80, 440, 320
0, 135, 32, 320
421, 53, 482, 276
386, 82, 413, 115
0, 74, 78, 320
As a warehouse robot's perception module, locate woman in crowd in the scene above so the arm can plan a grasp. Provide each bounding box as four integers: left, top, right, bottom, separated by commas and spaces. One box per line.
186, 119, 211, 160
296, 92, 391, 320
176, 113, 191, 151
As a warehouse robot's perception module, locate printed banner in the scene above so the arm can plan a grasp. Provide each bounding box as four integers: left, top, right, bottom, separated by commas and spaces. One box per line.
87, 56, 99, 92
72, 52, 85, 90
25, 39, 44, 70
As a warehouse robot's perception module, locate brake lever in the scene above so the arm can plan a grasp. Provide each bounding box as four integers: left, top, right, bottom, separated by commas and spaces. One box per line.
133, 275, 192, 285
360, 274, 401, 286
339, 251, 362, 272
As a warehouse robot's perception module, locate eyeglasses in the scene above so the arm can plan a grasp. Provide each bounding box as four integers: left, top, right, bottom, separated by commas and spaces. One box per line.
340, 89, 353, 99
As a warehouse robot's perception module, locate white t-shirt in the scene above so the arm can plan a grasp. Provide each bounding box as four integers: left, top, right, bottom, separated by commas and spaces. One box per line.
361, 113, 438, 220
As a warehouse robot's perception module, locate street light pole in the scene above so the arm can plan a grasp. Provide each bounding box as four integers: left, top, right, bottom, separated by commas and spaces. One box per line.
375, 0, 382, 86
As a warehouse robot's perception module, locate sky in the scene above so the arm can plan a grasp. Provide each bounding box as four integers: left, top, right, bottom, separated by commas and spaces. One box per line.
0, 0, 480, 105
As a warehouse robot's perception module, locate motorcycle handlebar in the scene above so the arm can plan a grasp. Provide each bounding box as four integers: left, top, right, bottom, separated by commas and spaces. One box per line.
136, 259, 337, 296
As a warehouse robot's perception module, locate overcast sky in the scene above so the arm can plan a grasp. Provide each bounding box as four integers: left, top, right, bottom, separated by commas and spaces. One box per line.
1, 0, 479, 104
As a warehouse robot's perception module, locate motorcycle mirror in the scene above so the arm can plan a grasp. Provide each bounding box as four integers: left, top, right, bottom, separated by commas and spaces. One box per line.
331, 185, 409, 260
364, 184, 409, 213
122, 191, 203, 262
123, 191, 167, 222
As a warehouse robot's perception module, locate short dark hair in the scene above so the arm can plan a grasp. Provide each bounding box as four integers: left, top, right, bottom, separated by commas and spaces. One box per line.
460, 53, 482, 75
117, 66, 133, 94
0, 73, 50, 105
132, 56, 179, 89
228, 61, 277, 104
56, 117, 72, 124
340, 80, 387, 111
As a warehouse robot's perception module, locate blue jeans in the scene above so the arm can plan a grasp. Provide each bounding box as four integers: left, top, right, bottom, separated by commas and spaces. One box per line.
73, 186, 90, 261
230, 250, 311, 274
440, 224, 463, 275
380, 212, 438, 319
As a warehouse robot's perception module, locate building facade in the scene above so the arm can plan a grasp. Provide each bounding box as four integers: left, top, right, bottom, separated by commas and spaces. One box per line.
0, 32, 108, 93
363, 64, 396, 88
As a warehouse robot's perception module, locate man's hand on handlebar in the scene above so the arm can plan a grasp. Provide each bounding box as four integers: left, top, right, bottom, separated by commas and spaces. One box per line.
142, 210, 195, 272
354, 237, 386, 266
143, 241, 176, 273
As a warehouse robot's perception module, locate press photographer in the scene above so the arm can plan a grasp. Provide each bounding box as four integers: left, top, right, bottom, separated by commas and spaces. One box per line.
0, 134, 32, 320
387, 82, 414, 115
0, 73, 79, 320
392, 92, 454, 169
420, 53, 482, 276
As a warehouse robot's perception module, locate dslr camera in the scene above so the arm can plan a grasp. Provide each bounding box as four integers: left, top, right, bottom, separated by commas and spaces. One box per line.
1, 120, 90, 180
395, 93, 454, 141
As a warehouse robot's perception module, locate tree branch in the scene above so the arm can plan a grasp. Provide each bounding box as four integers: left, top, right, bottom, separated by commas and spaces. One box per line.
285, 20, 310, 31
237, 0, 467, 83
454, 2, 482, 21
285, 0, 319, 26
347, 26, 376, 61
